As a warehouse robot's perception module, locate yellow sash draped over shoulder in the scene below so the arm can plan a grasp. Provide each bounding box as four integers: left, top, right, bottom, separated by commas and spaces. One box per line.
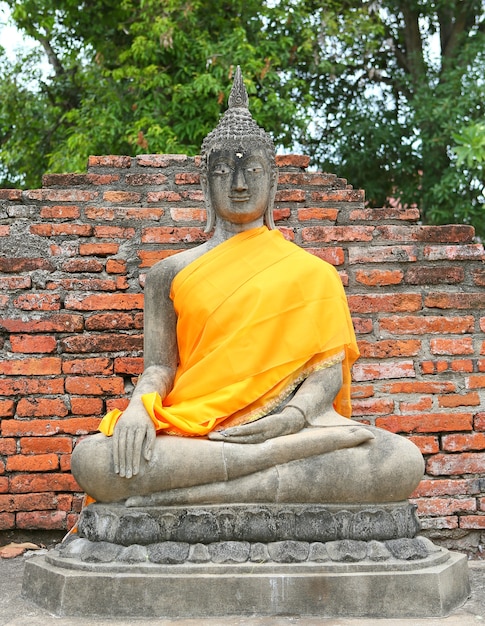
99, 226, 359, 437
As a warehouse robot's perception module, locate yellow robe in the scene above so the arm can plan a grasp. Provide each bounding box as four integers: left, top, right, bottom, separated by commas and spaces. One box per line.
99, 226, 359, 437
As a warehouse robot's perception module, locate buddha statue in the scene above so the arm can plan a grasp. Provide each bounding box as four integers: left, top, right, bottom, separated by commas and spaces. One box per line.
71, 67, 424, 506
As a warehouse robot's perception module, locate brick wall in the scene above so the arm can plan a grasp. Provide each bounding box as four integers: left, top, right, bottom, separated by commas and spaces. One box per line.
0, 154, 484, 554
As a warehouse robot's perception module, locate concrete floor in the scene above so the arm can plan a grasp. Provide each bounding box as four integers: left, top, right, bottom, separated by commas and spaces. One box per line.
0, 551, 483, 626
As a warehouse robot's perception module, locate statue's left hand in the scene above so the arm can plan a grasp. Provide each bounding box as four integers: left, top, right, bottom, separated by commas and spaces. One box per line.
208, 407, 305, 444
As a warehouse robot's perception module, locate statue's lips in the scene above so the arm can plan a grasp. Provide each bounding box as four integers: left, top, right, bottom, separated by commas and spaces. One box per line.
229, 196, 251, 202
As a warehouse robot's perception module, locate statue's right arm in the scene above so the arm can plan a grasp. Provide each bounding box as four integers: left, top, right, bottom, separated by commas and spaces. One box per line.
112, 262, 179, 479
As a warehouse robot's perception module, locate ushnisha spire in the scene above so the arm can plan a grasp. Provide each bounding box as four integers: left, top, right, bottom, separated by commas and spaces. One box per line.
200, 66, 276, 170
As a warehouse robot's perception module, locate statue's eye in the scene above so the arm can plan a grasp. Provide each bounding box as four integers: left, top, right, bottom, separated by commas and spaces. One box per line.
245, 160, 264, 174
213, 162, 232, 175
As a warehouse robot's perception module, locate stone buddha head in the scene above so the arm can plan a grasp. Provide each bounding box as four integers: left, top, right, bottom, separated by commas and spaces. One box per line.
200, 66, 278, 232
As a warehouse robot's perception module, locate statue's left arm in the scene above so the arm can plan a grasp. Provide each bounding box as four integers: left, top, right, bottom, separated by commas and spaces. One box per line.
209, 362, 352, 444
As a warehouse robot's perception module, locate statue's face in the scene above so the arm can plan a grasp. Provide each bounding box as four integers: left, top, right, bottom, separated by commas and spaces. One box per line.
207, 144, 273, 225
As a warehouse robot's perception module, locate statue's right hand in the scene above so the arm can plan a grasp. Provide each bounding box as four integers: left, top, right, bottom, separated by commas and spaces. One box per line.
112, 407, 156, 479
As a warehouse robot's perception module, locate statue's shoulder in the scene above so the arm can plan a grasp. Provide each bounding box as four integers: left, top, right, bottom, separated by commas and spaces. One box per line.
145, 242, 212, 286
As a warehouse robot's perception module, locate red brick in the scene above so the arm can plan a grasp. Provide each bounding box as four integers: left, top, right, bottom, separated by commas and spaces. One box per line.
459, 516, 485, 529
0, 400, 15, 417
399, 397, 433, 412
20, 437, 72, 454
355, 269, 403, 286
65, 293, 143, 311
0, 513, 15, 529
86, 206, 164, 221
298, 208, 339, 221
426, 452, 485, 475
451, 360, 475, 373
0, 438, 16, 455
16, 510, 67, 529
94, 225, 135, 239
430, 337, 474, 355
106, 398, 130, 412
0, 257, 54, 273
352, 361, 416, 381
405, 267, 464, 285
70, 397, 104, 415
0, 479, 9, 494
126, 173, 168, 185
30, 223, 92, 237
7, 454, 59, 472
441, 433, 485, 452
301, 226, 373, 243
50, 242, 79, 256
136, 154, 187, 167
466, 375, 485, 389
39, 205, 80, 219
106, 259, 127, 274
473, 269, 485, 287
88, 155, 131, 168
2, 316, 76, 339
350, 207, 420, 221
85, 312, 143, 331
25, 189, 98, 202
10, 334, 57, 353
62, 259, 104, 272
0, 378, 64, 396
142, 227, 207, 244
174, 173, 199, 185
103, 190, 141, 203
273, 208, 291, 221
306, 247, 345, 266
425, 292, 485, 310
42, 173, 89, 187
114, 357, 144, 375
17, 397, 69, 417
277, 227, 295, 241
407, 435, 439, 454
147, 191, 182, 202
438, 392, 480, 408
0, 357, 61, 376
170, 208, 206, 222
0, 276, 31, 289
310, 189, 364, 202
423, 244, 484, 261
13, 293, 60, 311
351, 318, 373, 334
414, 497, 476, 516
60, 455, 71, 471
0, 189, 22, 200
62, 358, 113, 375
412, 478, 480, 498
376, 412, 473, 433
275, 190, 306, 202
2, 417, 100, 438
60, 333, 143, 353
376, 225, 475, 243
351, 398, 394, 415
348, 294, 422, 314
378, 315, 474, 335
475, 413, 485, 431
79, 243, 119, 256
274, 154, 309, 168
46, 277, 120, 291
65, 376, 124, 395
87, 174, 120, 185
382, 381, 456, 394
0, 493, 63, 512
349, 245, 418, 264
358, 339, 421, 358
138, 249, 184, 268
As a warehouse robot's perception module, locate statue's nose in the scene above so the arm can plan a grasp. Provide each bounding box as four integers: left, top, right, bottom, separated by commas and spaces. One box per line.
232, 167, 248, 192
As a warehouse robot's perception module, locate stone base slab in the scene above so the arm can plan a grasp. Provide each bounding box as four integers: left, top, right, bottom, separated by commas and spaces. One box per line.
22, 549, 470, 618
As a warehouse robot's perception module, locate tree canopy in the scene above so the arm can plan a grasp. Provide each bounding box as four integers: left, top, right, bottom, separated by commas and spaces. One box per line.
1, 0, 484, 237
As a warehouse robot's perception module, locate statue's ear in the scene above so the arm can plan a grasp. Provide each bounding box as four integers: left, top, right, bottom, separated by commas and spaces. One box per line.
264, 166, 278, 230
200, 173, 215, 233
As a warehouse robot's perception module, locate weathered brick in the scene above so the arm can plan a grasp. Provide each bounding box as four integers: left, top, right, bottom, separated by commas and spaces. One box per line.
24, 189, 98, 202
70, 397, 104, 415
355, 269, 403, 286
378, 315, 474, 335
412, 478, 481, 498
427, 453, 485, 476
375, 225, 475, 243
298, 208, 339, 222
0, 276, 31, 290
106, 259, 127, 274
114, 356, 144, 375
414, 498, 476, 516
94, 225, 135, 239
60, 333, 143, 353
381, 381, 456, 394
352, 361, 416, 381
438, 392, 480, 408
62, 258, 104, 272
475, 413, 485, 431
0, 513, 15, 529
405, 267, 464, 285
466, 375, 485, 389
0, 258, 54, 273
459, 516, 485, 529
142, 227, 207, 244
174, 173, 199, 185
349, 246, 418, 264
126, 173, 168, 185
301, 226, 373, 243
147, 191, 182, 202
425, 292, 485, 310
2, 417, 100, 438
275, 190, 306, 202
30, 223, 92, 237
6, 454, 59, 472
79, 243, 119, 256
103, 190, 141, 203
350, 384, 374, 399
13, 294, 60, 311
65, 293, 143, 311
20, 437, 72, 454
358, 339, 421, 358
351, 318, 374, 334
138, 249, 184, 267
273, 208, 291, 221
311, 189, 364, 202
0, 314, 83, 334
65, 376, 124, 395
0, 379, 64, 396
430, 337, 474, 356
351, 398, 394, 415
16, 397, 69, 418
399, 397, 433, 412
0, 400, 15, 417
306, 247, 345, 266
86, 206, 164, 221
10, 335, 57, 353
441, 433, 485, 452
170, 208, 206, 222
0, 189, 22, 200
46, 277, 121, 291
87, 174, 120, 185
88, 155, 131, 168
423, 244, 484, 261
0, 438, 16, 455
0, 357, 61, 376
348, 294, 422, 314
85, 312, 143, 331
137, 154, 188, 167
376, 413, 473, 433
473, 269, 485, 287
407, 435, 439, 454
275, 155, 310, 168
16, 510, 67, 529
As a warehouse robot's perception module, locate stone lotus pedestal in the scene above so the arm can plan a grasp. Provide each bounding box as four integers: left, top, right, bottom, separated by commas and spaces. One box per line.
22, 501, 470, 619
